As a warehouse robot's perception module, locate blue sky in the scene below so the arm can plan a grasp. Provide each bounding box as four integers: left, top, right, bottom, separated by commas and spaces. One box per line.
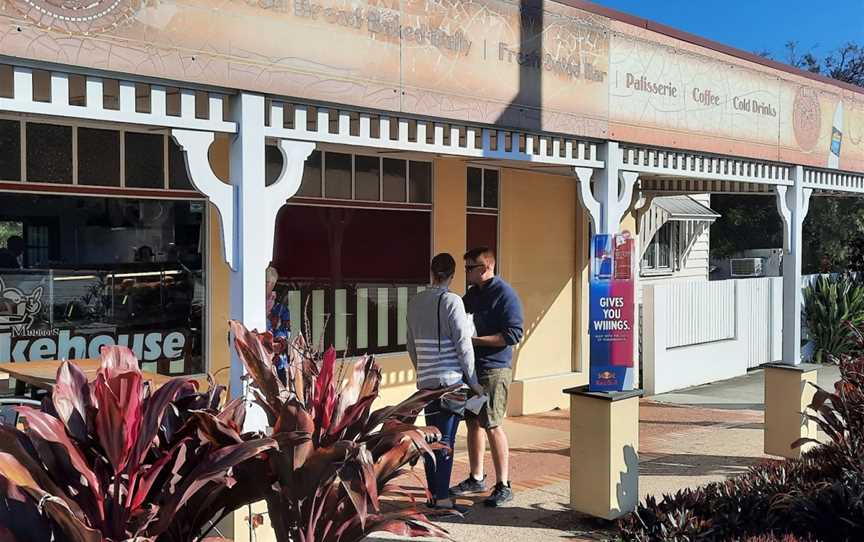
591, 0, 864, 62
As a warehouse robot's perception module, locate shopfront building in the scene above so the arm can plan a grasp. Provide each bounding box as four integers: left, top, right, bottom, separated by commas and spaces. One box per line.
0, 0, 861, 416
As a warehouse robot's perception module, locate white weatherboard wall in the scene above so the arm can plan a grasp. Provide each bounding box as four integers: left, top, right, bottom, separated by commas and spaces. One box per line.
643, 278, 782, 395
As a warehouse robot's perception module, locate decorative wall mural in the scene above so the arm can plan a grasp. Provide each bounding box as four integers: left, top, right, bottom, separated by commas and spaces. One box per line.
8, 0, 140, 34
792, 86, 822, 152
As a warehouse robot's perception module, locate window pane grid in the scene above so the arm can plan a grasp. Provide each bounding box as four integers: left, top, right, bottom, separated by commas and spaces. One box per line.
300, 151, 430, 206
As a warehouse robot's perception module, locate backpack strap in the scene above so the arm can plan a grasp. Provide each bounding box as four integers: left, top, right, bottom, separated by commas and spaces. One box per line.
437, 292, 444, 352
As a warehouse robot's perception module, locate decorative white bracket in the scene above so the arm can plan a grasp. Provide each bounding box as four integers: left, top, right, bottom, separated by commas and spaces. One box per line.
171, 129, 314, 273
632, 192, 654, 234
172, 129, 237, 270
574, 142, 640, 234
775, 183, 813, 255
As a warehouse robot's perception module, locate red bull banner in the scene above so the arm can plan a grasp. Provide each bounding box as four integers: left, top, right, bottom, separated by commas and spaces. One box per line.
589, 232, 636, 392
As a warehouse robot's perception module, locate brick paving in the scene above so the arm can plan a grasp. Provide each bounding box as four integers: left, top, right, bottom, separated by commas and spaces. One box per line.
367, 400, 771, 541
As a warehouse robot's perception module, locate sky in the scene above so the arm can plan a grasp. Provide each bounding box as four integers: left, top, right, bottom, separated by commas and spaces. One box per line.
591, 0, 864, 63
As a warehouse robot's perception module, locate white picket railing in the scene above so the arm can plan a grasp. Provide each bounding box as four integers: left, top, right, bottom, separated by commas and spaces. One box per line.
643, 277, 782, 395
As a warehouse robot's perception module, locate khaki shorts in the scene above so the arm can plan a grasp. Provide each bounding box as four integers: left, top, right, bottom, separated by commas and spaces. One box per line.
467, 368, 512, 429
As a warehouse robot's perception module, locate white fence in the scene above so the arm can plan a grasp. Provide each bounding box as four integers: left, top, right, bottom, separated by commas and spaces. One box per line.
642, 278, 783, 395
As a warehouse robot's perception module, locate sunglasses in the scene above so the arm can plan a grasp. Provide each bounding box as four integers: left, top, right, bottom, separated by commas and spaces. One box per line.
465, 264, 484, 271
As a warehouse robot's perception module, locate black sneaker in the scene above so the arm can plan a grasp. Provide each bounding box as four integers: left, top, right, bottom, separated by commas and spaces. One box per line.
484, 482, 513, 507
449, 475, 486, 496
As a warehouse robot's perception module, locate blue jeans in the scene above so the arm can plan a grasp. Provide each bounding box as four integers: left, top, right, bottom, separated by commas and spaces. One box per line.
423, 398, 460, 502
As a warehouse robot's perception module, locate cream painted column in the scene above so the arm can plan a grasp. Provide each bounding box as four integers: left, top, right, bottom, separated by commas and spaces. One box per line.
764, 363, 819, 458
433, 158, 467, 295
173, 92, 314, 399
566, 387, 642, 520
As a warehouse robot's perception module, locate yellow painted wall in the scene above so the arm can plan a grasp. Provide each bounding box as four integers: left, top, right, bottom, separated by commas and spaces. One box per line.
499, 168, 579, 382
433, 158, 468, 295
205, 151, 593, 414
206, 135, 232, 390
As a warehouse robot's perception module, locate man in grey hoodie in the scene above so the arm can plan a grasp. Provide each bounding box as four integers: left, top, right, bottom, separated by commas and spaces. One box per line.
407, 253, 483, 514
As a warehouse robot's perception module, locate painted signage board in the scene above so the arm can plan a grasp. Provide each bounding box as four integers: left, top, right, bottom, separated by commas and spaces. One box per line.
0, 276, 190, 369
589, 231, 635, 392
0, 1, 861, 171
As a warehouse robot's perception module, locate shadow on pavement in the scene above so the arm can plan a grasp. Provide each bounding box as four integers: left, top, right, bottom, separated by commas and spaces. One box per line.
430, 501, 616, 540
640, 453, 769, 477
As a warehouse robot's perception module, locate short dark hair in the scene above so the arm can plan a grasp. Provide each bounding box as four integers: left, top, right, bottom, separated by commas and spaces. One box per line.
430, 253, 456, 280
464, 246, 496, 264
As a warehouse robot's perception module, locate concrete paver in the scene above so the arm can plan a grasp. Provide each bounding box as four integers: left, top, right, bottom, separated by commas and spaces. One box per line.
652, 365, 840, 410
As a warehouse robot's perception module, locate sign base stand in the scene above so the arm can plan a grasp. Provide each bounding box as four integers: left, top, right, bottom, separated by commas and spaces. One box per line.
763, 363, 820, 459
564, 385, 643, 520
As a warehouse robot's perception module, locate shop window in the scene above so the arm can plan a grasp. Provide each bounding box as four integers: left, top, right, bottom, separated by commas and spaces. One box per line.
466, 166, 500, 259
169, 137, 194, 190
125, 132, 165, 189
382, 158, 407, 202
272, 203, 430, 357
0, 194, 207, 376
78, 127, 120, 187
467, 166, 499, 209
325, 152, 352, 199
642, 222, 676, 273
297, 150, 322, 197
354, 155, 380, 201
27, 123, 72, 184
467, 166, 482, 207
293, 151, 430, 205
409, 161, 432, 203
483, 169, 499, 209
0, 119, 20, 182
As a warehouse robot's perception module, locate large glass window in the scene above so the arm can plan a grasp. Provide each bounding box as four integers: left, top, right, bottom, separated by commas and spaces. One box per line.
0, 194, 206, 376
272, 202, 430, 357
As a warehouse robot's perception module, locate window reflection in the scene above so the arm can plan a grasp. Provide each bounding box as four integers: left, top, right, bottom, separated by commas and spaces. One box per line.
0, 194, 206, 375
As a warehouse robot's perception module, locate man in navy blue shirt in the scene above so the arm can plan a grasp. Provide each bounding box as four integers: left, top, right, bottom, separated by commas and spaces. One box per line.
450, 247, 524, 507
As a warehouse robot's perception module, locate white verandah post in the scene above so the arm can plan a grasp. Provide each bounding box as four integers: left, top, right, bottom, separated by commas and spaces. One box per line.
765, 165, 817, 459
775, 165, 813, 366
172, 92, 314, 399
566, 141, 641, 521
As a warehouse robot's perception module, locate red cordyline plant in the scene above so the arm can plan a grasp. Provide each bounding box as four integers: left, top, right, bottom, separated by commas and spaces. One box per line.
229, 319, 457, 542
0, 346, 277, 542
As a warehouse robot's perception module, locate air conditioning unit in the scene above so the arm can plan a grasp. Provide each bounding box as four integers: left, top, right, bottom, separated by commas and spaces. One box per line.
730, 257, 765, 277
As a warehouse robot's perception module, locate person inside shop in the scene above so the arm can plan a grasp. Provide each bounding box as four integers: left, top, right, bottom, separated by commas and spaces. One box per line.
0, 236, 24, 269
266, 265, 291, 384
134, 245, 154, 263
450, 246, 524, 507
406, 253, 484, 516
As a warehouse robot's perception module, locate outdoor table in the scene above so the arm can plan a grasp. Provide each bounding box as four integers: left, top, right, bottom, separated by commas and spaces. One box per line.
3, 359, 174, 397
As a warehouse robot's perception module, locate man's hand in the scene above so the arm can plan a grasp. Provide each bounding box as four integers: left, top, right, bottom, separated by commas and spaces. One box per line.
472, 333, 507, 348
